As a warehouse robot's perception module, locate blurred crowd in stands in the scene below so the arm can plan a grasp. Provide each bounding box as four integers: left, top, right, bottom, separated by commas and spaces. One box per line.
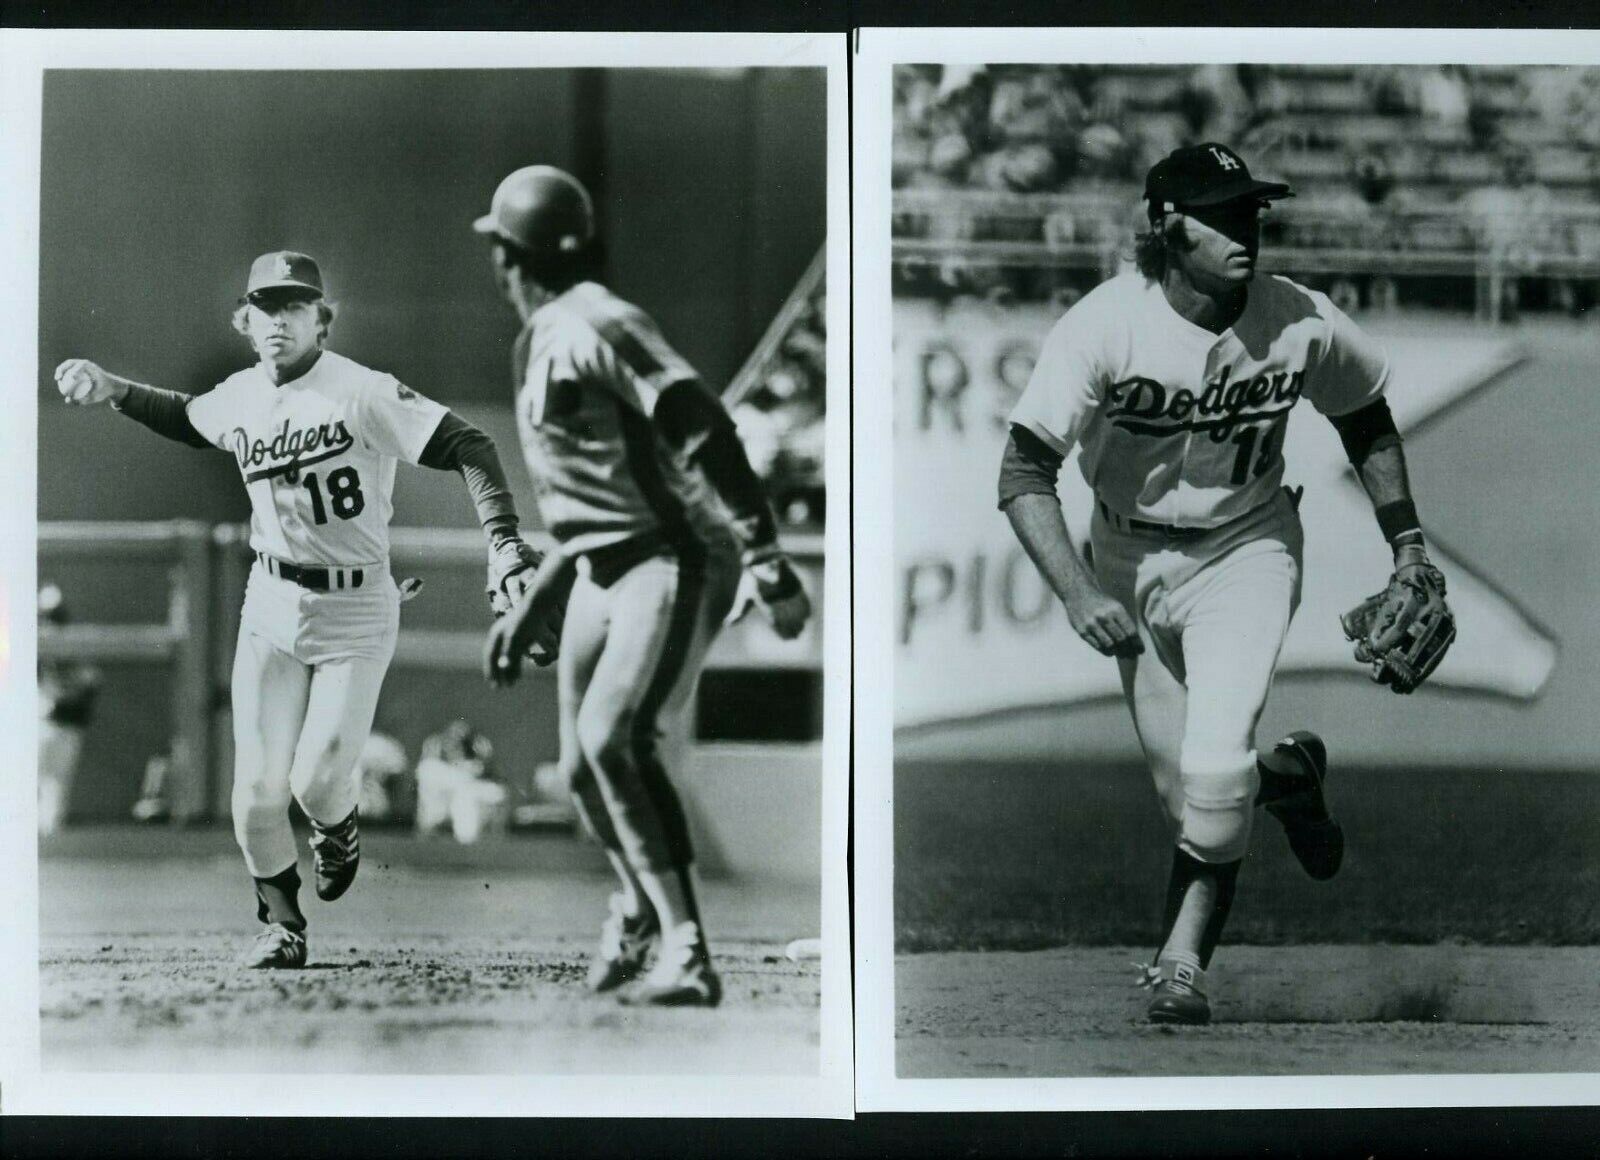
729, 265, 827, 528
893, 64, 1600, 316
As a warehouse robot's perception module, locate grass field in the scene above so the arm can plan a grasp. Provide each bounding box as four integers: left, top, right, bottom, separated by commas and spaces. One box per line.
894, 759, 1600, 1078
895, 760, 1600, 952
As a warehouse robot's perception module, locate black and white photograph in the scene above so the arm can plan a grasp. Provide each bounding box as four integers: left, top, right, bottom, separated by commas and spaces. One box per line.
854, 28, 1600, 1108
0, 30, 851, 1117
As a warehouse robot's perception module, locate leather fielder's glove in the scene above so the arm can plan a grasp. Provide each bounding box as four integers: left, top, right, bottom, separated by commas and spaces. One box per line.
486, 534, 542, 616
1341, 558, 1456, 694
484, 551, 575, 683
486, 534, 565, 668
728, 552, 811, 641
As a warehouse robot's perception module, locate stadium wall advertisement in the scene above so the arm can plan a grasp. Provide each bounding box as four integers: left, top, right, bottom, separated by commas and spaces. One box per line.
893, 295, 1570, 765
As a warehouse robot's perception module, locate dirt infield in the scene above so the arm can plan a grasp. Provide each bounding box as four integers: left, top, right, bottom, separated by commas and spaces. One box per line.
896, 945, 1600, 1078
40, 830, 821, 1075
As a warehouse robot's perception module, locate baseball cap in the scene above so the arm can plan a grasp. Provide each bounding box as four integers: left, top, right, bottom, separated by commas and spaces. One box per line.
1144, 143, 1292, 215
245, 251, 324, 300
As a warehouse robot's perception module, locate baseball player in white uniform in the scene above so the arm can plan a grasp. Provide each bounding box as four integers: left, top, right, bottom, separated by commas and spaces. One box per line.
474, 166, 811, 1007
1000, 144, 1446, 1024
55, 251, 550, 969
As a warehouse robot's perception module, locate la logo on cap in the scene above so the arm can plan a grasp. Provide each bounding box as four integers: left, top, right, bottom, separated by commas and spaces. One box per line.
1209, 146, 1241, 171
274, 254, 296, 280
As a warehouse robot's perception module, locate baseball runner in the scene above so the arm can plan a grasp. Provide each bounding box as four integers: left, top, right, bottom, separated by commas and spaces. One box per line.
55, 251, 554, 969
475, 166, 812, 1007
999, 143, 1455, 1024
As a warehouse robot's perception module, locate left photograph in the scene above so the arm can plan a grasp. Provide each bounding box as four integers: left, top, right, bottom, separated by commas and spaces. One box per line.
10, 35, 848, 1115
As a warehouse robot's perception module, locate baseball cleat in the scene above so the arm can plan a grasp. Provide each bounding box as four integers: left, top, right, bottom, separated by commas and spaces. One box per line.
620, 920, 722, 1008
1260, 730, 1344, 881
587, 893, 661, 993
241, 922, 307, 969
1138, 958, 1211, 1025
308, 809, 360, 901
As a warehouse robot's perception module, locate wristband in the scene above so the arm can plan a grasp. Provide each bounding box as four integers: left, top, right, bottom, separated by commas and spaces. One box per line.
485, 515, 521, 545
1374, 499, 1422, 546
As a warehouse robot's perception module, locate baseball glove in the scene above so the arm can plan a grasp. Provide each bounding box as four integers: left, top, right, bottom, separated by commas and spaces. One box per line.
483, 551, 575, 684
486, 535, 543, 616
1340, 561, 1456, 694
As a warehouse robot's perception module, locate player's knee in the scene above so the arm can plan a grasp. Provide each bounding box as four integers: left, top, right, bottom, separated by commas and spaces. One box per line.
288, 732, 351, 795
559, 745, 590, 793
231, 777, 290, 836
575, 707, 634, 775
1178, 799, 1253, 862
1177, 747, 1258, 862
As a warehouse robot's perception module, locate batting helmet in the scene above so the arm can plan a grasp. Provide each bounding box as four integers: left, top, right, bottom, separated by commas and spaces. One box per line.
473, 166, 595, 254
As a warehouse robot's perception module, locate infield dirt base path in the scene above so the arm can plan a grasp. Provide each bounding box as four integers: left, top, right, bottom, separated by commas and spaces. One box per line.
897, 946, 1600, 1078
40, 836, 821, 1075
45, 934, 818, 1075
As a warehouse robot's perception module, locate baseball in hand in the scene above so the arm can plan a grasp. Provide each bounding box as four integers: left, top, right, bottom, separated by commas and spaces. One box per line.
54, 359, 117, 406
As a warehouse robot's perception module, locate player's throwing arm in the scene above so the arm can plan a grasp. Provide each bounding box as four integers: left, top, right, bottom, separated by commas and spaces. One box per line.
1003, 487, 1141, 658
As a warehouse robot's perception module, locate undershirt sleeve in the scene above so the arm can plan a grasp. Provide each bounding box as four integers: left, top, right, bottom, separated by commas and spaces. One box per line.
655, 382, 779, 558
1326, 396, 1402, 468
997, 423, 1066, 510
416, 410, 519, 531
111, 384, 215, 449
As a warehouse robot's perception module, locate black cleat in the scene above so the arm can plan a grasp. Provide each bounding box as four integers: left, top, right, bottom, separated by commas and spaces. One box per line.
1260, 731, 1344, 880
620, 921, 722, 1008
586, 894, 661, 993
1139, 959, 1212, 1025
309, 810, 360, 901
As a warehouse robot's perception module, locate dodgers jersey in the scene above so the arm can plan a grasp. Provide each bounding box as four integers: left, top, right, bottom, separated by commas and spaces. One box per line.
1011, 270, 1390, 528
186, 350, 447, 566
512, 281, 734, 558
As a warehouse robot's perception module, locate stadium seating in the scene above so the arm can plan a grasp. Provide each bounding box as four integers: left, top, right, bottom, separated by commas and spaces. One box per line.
892, 64, 1600, 312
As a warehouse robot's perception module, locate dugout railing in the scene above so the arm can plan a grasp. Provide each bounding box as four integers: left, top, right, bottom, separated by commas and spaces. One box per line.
38, 521, 215, 822
39, 521, 824, 824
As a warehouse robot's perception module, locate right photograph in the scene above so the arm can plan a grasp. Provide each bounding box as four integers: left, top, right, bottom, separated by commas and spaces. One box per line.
881, 51, 1600, 1083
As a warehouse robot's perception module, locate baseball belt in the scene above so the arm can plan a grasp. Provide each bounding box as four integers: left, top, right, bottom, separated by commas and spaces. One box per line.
256, 551, 365, 591
1096, 500, 1210, 541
